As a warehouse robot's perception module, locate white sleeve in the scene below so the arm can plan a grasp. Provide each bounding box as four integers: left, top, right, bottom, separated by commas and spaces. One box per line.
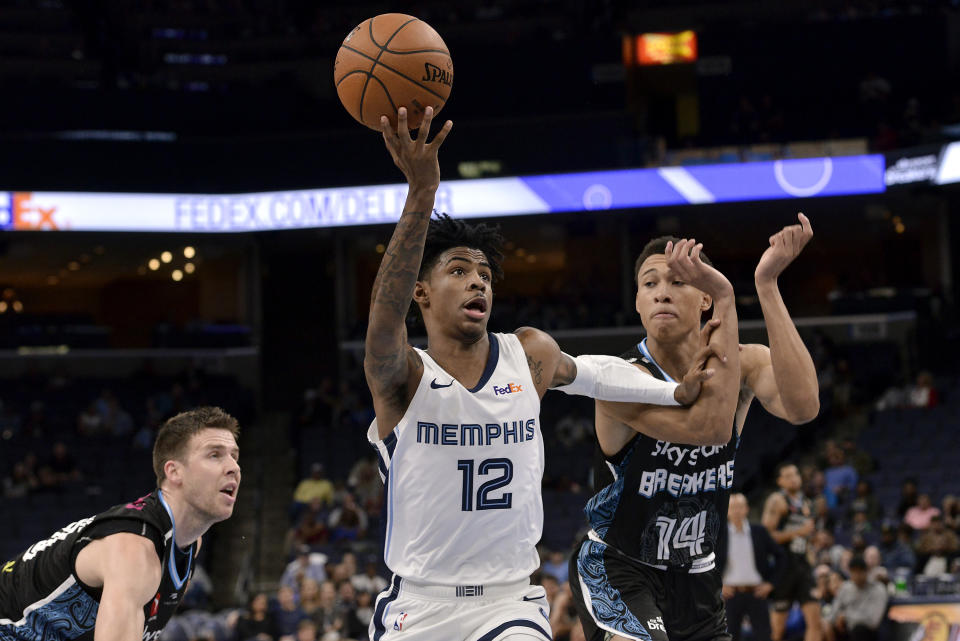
553, 353, 681, 406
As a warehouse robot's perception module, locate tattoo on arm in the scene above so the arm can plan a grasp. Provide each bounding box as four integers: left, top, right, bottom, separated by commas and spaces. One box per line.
365, 208, 431, 385
369, 210, 430, 319
526, 354, 543, 386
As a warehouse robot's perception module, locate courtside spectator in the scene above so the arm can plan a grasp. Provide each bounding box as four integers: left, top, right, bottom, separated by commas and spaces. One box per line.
916, 516, 960, 576
826, 556, 888, 641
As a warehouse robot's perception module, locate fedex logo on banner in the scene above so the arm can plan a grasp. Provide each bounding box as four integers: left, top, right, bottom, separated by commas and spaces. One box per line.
11, 193, 59, 230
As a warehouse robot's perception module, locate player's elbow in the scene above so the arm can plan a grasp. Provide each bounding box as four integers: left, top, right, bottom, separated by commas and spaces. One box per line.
786, 398, 820, 425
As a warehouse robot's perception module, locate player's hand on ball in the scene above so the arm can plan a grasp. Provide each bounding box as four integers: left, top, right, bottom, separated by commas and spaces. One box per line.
665, 238, 734, 299
673, 319, 727, 405
755, 213, 813, 284
380, 106, 452, 192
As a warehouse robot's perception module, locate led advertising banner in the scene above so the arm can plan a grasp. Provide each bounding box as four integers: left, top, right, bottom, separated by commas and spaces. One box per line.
2, 155, 885, 232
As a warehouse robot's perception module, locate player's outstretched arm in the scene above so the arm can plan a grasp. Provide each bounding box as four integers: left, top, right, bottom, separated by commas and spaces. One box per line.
364, 107, 452, 433
515, 324, 720, 405
746, 213, 819, 424
74, 533, 162, 641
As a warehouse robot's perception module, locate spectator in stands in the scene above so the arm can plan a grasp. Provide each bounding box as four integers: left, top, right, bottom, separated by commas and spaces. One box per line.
346, 456, 381, 513
273, 586, 309, 639
905, 494, 941, 531
549, 582, 577, 641
850, 510, 875, 541
909, 371, 938, 408
77, 401, 104, 436
98, 389, 134, 437
236, 593, 276, 641
720, 493, 786, 641
539, 573, 560, 604
311, 581, 344, 639
879, 524, 917, 572
350, 557, 387, 595
327, 493, 367, 542
826, 556, 888, 641
46, 441, 81, 485
897, 479, 919, 519
280, 545, 328, 594
293, 463, 335, 515
814, 496, 838, 534
941, 495, 960, 531
541, 550, 569, 584
292, 619, 317, 641
824, 444, 858, 505
288, 499, 329, 552
862, 547, 887, 584
813, 529, 846, 570
848, 481, 880, 524
3, 461, 37, 498
343, 589, 374, 641
298, 579, 323, 621
916, 516, 960, 576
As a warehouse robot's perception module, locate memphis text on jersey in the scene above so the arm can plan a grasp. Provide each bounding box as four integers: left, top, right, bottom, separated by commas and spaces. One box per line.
416, 419, 536, 446
638, 441, 735, 499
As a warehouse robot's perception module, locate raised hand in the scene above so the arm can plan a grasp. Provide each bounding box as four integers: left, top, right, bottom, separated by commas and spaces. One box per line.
665, 238, 734, 299
380, 106, 453, 192
755, 213, 813, 284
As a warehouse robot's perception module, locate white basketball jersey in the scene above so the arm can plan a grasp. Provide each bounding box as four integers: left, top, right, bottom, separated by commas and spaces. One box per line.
367, 332, 543, 585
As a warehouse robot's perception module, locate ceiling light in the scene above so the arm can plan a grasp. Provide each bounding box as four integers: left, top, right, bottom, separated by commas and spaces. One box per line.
172, 270, 183, 282
184, 262, 195, 274
12, 301, 22, 313
184, 246, 196, 259
148, 259, 160, 271
161, 251, 173, 263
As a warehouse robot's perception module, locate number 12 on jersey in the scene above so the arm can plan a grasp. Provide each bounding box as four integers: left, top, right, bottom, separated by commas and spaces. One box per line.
457, 458, 513, 511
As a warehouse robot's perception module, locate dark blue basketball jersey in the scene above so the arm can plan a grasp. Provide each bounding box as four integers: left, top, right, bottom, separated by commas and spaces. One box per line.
0, 490, 196, 641
584, 338, 739, 572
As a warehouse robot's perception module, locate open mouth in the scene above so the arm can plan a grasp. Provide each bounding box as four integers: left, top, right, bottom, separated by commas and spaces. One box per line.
464, 297, 487, 319
219, 484, 237, 498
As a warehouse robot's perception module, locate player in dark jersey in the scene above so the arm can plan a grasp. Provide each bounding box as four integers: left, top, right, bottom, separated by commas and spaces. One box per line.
570, 215, 821, 641
762, 462, 820, 641
0, 406, 241, 641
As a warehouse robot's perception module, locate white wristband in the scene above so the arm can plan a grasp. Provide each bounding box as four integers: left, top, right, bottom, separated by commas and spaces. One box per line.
553, 353, 681, 406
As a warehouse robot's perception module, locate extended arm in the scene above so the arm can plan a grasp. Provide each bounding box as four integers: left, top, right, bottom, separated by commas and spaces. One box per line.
748, 213, 820, 424
75, 533, 162, 641
363, 107, 452, 432
516, 325, 720, 405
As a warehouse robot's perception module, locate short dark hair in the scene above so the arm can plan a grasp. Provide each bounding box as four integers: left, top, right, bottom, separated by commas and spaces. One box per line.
634, 236, 713, 283
419, 213, 505, 282
848, 555, 867, 571
153, 406, 240, 487
776, 462, 797, 479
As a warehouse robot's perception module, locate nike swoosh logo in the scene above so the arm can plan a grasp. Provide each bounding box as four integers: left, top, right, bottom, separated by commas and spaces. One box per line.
430, 379, 453, 389
523, 593, 546, 602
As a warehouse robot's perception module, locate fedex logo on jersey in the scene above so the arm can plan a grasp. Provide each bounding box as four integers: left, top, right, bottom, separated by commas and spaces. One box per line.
493, 382, 523, 395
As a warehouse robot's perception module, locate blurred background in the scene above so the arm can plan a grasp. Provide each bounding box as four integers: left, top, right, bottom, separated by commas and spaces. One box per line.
1, 1, 959, 641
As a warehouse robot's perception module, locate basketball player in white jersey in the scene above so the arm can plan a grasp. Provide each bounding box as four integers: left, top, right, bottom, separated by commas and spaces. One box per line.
363, 108, 733, 641
570, 217, 821, 641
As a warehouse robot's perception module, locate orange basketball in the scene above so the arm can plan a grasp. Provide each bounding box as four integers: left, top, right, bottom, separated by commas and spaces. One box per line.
334, 14, 453, 131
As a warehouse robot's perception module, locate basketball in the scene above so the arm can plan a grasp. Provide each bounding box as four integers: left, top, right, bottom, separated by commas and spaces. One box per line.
334, 14, 453, 131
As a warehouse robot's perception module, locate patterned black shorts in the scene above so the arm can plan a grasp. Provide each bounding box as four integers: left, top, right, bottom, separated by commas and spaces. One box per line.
569, 537, 731, 641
